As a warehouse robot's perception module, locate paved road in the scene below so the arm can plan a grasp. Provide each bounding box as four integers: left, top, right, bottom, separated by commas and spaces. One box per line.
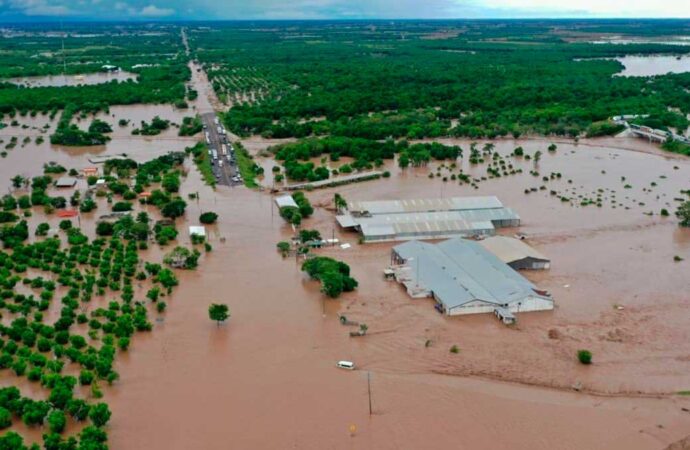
201, 112, 241, 187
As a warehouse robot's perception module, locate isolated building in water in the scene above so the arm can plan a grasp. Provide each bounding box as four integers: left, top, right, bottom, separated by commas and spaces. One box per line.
390, 238, 553, 316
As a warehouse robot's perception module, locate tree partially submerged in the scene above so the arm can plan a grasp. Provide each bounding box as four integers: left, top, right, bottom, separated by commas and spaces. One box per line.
302, 257, 358, 298
208, 303, 230, 326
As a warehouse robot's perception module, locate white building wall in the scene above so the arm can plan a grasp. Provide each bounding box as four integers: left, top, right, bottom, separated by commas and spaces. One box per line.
443, 296, 553, 316
507, 296, 554, 313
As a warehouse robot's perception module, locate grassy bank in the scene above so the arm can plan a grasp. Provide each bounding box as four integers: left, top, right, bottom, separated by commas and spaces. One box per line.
234, 142, 260, 188
185, 142, 216, 188
662, 140, 690, 156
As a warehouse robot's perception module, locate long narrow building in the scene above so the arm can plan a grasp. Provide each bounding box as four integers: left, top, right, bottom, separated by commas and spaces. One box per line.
337, 196, 520, 243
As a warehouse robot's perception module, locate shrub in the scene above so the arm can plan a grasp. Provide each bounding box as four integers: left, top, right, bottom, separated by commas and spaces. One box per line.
450, 345, 460, 354
199, 212, 218, 224
79, 370, 95, 386
112, 202, 132, 212
88, 403, 111, 427
47, 410, 66, 433
577, 349, 592, 365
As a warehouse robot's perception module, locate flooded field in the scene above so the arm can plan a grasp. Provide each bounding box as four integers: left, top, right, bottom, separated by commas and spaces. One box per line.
590, 37, 690, 46
576, 55, 690, 77
6, 71, 138, 88
3, 128, 689, 449
614, 55, 690, 77
0, 103, 200, 173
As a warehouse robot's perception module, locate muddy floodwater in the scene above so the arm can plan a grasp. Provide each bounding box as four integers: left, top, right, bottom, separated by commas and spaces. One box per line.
2, 126, 690, 449
0, 103, 200, 174
6, 71, 138, 88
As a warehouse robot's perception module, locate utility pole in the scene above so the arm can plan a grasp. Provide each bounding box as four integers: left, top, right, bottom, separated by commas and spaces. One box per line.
367, 371, 372, 415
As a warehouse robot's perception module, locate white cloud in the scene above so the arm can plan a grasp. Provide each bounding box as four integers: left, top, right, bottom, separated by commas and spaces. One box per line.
9, 0, 74, 16
138, 4, 175, 17
477, 0, 689, 17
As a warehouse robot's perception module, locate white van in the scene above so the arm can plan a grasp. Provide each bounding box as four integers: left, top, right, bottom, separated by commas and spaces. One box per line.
336, 360, 355, 370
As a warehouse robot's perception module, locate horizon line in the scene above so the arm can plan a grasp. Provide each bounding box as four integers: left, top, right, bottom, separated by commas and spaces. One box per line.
1, 17, 689, 24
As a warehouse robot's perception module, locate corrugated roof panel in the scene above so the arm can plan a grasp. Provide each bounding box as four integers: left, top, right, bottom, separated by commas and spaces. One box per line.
393, 238, 552, 310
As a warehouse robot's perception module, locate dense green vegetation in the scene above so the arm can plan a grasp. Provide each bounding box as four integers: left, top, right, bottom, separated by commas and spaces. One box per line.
0, 146, 207, 446
179, 116, 203, 136
50, 104, 110, 146
188, 21, 690, 146
302, 257, 358, 298
132, 116, 170, 136
233, 142, 261, 188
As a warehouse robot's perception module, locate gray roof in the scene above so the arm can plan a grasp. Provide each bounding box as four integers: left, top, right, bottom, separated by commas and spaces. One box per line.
339, 208, 519, 239
478, 236, 549, 264
349, 196, 504, 215
56, 177, 77, 188
274, 195, 298, 209
393, 238, 551, 311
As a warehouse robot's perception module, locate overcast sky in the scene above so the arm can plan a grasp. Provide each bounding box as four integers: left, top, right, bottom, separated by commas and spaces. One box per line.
0, 0, 688, 21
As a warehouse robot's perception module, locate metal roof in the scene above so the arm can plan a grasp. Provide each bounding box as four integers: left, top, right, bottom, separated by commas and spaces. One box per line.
478, 236, 549, 264
393, 238, 551, 311
274, 195, 298, 209
348, 196, 504, 215
56, 177, 77, 188
189, 226, 206, 237
341, 209, 519, 239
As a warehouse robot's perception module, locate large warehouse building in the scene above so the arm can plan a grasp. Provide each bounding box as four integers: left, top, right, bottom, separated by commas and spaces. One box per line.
337, 196, 520, 243
390, 238, 553, 316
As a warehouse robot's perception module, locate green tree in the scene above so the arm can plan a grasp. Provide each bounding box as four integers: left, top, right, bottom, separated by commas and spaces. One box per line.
161, 199, 187, 219
47, 410, 66, 434
208, 303, 230, 326
11, 175, 25, 189
199, 211, 218, 224
334, 193, 347, 213
0, 407, 11, 429
320, 271, 344, 298
276, 241, 290, 256
88, 403, 111, 427
677, 201, 690, 227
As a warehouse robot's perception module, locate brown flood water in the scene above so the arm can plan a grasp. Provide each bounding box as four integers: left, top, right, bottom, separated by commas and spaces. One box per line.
6, 71, 138, 88
3, 131, 690, 449
2, 73, 690, 447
